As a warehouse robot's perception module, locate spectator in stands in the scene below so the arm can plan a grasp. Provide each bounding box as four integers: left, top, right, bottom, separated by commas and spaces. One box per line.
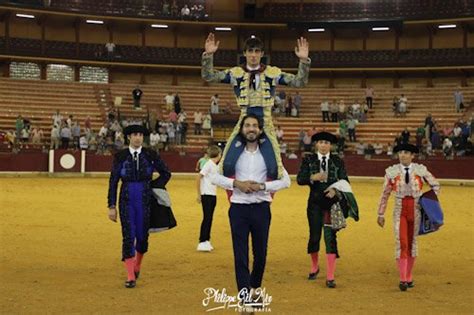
105, 42, 115, 60
50, 125, 60, 149
338, 100, 346, 121
160, 131, 169, 151
339, 119, 348, 139
424, 112, 433, 133
114, 130, 124, 150
60, 124, 72, 149
355, 142, 366, 155
194, 110, 203, 135
276, 125, 284, 143
99, 123, 108, 138
431, 125, 441, 150
453, 122, 462, 139
398, 94, 408, 117
416, 125, 425, 151
79, 134, 88, 150
132, 85, 143, 109
110, 120, 122, 138
174, 93, 181, 114
365, 86, 374, 109
162, 1, 170, 16
150, 130, 160, 151
89, 136, 97, 152
298, 128, 305, 151
303, 131, 312, 152
175, 122, 183, 145
181, 120, 188, 144
31, 126, 44, 145
320, 99, 329, 122
178, 110, 187, 124
374, 142, 383, 155
337, 135, 346, 155
285, 94, 293, 117
66, 115, 73, 128
211, 94, 220, 114
15, 115, 24, 138
181, 4, 190, 19
387, 142, 393, 158
392, 96, 400, 117
171, 0, 179, 16
351, 100, 361, 120
20, 127, 29, 144
164, 92, 175, 112
52, 110, 63, 128
84, 116, 91, 130
167, 111, 177, 127
365, 143, 375, 159
72, 122, 81, 149
442, 137, 453, 159
453, 88, 464, 113
202, 112, 212, 135
293, 91, 302, 117
347, 117, 357, 142
330, 101, 339, 122
401, 128, 410, 144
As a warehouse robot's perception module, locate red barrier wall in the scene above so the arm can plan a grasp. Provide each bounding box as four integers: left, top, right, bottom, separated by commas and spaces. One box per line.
1, 152, 473, 179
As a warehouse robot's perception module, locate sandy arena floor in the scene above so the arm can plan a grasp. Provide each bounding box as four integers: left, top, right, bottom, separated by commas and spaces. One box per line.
0, 176, 473, 314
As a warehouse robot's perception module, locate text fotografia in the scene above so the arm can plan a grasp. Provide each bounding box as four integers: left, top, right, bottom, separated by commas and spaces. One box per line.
202, 287, 272, 312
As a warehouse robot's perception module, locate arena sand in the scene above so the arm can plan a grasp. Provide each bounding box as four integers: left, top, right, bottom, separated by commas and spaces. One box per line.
0, 177, 473, 314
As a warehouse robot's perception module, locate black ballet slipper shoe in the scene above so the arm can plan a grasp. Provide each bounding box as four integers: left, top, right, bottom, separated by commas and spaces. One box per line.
399, 281, 408, 291
308, 269, 320, 280
326, 280, 336, 288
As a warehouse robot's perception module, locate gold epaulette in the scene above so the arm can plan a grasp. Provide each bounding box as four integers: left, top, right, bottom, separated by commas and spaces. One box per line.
229, 67, 245, 78
264, 65, 282, 78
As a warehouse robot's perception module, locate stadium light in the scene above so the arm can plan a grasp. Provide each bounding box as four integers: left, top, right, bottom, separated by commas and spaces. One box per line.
250, 35, 256, 38
86, 20, 104, 25
16, 14, 35, 19
438, 24, 456, 29
372, 27, 390, 31
215, 27, 232, 31
308, 28, 325, 32
151, 24, 168, 29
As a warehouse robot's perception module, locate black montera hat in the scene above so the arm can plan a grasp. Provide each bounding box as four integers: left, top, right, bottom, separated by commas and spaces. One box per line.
394, 143, 419, 154
124, 124, 149, 136
311, 131, 337, 144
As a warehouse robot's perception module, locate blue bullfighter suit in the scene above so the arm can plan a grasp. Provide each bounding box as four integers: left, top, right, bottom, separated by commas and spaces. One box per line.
108, 147, 171, 260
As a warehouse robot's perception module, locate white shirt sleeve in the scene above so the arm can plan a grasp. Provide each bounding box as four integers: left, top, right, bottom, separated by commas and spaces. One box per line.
199, 161, 210, 176
210, 171, 234, 190
264, 168, 291, 192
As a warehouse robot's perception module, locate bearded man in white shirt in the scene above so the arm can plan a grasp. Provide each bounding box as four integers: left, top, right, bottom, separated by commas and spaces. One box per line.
211, 113, 290, 309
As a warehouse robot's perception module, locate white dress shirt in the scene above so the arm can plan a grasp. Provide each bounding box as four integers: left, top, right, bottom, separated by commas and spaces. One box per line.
211, 146, 291, 204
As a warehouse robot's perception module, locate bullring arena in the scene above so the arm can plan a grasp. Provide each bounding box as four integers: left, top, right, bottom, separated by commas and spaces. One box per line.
1, 0, 474, 314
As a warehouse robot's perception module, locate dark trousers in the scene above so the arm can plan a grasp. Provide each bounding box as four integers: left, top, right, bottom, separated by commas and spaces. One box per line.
229, 202, 271, 292
322, 111, 329, 122
331, 113, 338, 122
307, 205, 338, 255
348, 128, 356, 142
366, 97, 373, 109
199, 195, 217, 242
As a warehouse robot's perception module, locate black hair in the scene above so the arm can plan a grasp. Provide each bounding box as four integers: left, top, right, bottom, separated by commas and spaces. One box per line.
243, 37, 264, 51
239, 113, 264, 132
